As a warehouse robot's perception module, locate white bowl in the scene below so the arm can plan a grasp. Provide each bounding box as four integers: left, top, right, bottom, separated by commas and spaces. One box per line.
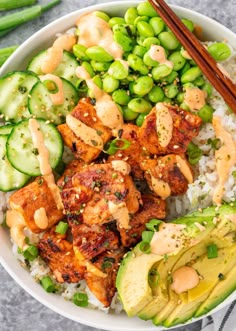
1, 1, 236, 330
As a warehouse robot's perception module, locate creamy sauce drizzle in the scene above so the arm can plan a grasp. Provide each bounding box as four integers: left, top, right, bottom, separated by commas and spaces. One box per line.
76, 12, 123, 59
66, 114, 103, 150
28, 119, 63, 209
184, 87, 206, 112
41, 34, 76, 74
176, 155, 193, 183
6, 210, 27, 249
149, 45, 174, 68
108, 201, 130, 229
150, 223, 186, 255
34, 207, 49, 230
155, 103, 173, 148
171, 266, 199, 294
40, 74, 64, 105
150, 175, 171, 199
76, 66, 123, 134
212, 116, 236, 205
111, 160, 131, 175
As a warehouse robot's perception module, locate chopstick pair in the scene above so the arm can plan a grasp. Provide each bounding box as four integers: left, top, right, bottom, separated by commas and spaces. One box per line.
148, 0, 236, 114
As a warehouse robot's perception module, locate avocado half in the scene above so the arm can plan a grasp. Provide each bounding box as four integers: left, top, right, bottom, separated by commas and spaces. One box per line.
116, 204, 236, 328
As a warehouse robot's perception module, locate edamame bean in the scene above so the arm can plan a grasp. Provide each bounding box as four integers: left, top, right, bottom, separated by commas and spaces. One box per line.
114, 31, 134, 52
134, 15, 149, 26
202, 82, 213, 97
92, 75, 103, 89
124, 7, 138, 24
137, 21, 154, 37
137, 2, 158, 17
162, 97, 172, 104
128, 53, 149, 75
198, 104, 214, 123
81, 61, 94, 77
133, 76, 154, 96
181, 18, 194, 32
168, 51, 186, 71
148, 86, 165, 103
181, 66, 202, 83
123, 106, 139, 120
109, 17, 125, 27
149, 17, 165, 35
207, 42, 231, 61
109, 60, 129, 80
158, 31, 180, 50
128, 97, 152, 113
136, 113, 147, 126
132, 45, 147, 58
112, 89, 131, 105
91, 60, 110, 72
73, 44, 90, 61
142, 37, 160, 49
113, 24, 136, 36
143, 51, 159, 67
95, 11, 110, 22
103, 75, 119, 93
193, 76, 205, 86
161, 70, 178, 84
136, 35, 146, 46
176, 92, 185, 104
86, 46, 114, 62
152, 64, 173, 81
164, 84, 179, 98
179, 62, 191, 76
180, 102, 190, 111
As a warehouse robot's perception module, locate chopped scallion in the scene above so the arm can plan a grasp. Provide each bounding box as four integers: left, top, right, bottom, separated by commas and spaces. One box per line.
141, 230, 154, 243
187, 142, 202, 165
139, 241, 151, 254
55, 221, 68, 235
146, 219, 163, 232
23, 244, 39, 261
207, 244, 218, 259
73, 292, 89, 307
103, 138, 131, 155
40, 276, 56, 293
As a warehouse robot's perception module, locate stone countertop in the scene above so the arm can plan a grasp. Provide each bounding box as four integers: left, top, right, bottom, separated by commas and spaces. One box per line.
0, 0, 236, 330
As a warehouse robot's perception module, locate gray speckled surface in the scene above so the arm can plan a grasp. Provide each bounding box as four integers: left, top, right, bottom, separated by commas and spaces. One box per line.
0, 0, 236, 330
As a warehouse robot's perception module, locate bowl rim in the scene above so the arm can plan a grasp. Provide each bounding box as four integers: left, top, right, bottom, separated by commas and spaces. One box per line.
1, 1, 236, 330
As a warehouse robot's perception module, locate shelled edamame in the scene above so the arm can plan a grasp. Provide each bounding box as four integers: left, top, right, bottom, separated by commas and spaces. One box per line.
73, 1, 232, 122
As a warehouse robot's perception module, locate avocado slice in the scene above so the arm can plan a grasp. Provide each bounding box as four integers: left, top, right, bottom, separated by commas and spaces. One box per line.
163, 244, 236, 327
116, 249, 163, 317
195, 249, 236, 317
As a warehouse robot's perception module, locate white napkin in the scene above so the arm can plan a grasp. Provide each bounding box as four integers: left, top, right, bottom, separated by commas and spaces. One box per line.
201, 300, 236, 331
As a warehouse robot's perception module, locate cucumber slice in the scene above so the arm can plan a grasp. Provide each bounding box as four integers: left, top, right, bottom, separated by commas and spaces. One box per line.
0, 71, 39, 122
28, 77, 79, 125
7, 119, 64, 176
0, 124, 14, 135
27, 50, 79, 86
0, 135, 30, 192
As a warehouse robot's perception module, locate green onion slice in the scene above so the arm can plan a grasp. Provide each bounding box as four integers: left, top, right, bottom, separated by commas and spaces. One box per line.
103, 138, 131, 155
139, 241, 151, 254
187, 142, 202, 165
23, 244, 39, 261
55, 221, 68, 235
40, 276, 56, 293
207, 244, 218, 259
73, 292, 89, 307
146, 219, 163, 232
43, 79, 59, 94
142, 230, 154, 243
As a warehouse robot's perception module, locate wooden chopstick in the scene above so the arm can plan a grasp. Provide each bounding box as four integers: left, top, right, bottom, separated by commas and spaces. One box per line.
148, 0, 236, 113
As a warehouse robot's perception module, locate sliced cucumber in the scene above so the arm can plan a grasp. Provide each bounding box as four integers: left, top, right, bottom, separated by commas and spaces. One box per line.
0, 135, 30, 192
7, 118, 64, 176
0, 124, 14, 135
0, 71, 39, 122
28, 77, 79, 125
27, 50, 79, 86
